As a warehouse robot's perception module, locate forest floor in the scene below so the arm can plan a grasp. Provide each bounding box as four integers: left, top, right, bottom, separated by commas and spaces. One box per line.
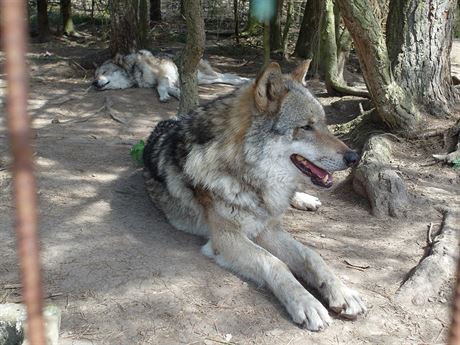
0, 31, 459, 345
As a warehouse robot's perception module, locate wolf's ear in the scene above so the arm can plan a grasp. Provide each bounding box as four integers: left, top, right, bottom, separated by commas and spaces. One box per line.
291, 59, 311, 86
254, 62, 286, 112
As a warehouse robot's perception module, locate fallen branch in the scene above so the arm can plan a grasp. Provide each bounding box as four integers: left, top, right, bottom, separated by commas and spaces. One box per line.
395, 209, 459, 305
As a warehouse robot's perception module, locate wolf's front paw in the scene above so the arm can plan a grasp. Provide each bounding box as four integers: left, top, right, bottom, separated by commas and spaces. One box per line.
290, 192, 321, 211
285, 290, 332, 331
321, 282, 366, 319
159, 94, 171, 102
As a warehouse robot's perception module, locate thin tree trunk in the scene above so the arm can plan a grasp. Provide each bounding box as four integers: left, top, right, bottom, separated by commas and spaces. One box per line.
150, 0, 161, 21
178, 0, 205, 117
387, 0, 457, 117
109, 0, 150, 56
243, 0, 259, 34
293, 0, 322, 74
60, 0, 75, 36
263, 21, 270, 65
269, 0, 283, 51
234, 0, 240, 44
322, 0, 369, 98
282, 0, 293, 56
36, 0, 50, 42
335, 0, 420, 133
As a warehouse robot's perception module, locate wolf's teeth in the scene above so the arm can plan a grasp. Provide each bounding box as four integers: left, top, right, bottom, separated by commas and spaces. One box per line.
322, 175, 328, 183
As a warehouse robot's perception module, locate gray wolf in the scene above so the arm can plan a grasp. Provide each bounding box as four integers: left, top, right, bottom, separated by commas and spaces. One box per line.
142, 61, 366, 331
93, 50, 250, 102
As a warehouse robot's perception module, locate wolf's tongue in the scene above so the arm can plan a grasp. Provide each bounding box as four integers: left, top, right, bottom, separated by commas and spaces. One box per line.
290, 154, 333, 188
304, 161, 328, 179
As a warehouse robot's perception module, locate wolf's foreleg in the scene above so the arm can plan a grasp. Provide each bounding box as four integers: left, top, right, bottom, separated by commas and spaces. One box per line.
203, 212, 332, 331
290, 192, 321, 211
167, 86, 180, 100
255, 225, 366, 319
157, 78, 172, 102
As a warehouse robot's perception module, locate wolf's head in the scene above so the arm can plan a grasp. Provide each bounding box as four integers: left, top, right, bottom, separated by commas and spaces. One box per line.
92, 59, 135, 90
250, 61, 359, 188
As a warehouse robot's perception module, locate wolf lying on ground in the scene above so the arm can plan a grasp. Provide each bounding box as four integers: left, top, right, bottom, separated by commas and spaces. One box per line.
92, 50, 250, 102
142, 60, 366, 331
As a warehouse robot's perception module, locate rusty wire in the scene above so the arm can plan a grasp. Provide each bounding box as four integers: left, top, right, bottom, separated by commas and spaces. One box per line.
0, 1, 46, 345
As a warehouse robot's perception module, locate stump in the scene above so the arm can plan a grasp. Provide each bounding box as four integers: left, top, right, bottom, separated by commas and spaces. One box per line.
353, 135, 410, 218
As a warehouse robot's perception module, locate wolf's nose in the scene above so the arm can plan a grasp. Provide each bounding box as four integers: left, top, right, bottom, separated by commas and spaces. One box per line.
92, 80, 99, 87
344, 150, 359, 167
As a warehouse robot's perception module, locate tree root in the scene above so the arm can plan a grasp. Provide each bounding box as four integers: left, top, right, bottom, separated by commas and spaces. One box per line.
326, 78, 370, 98
432, 118, 460, 164
352, 134, 410, 218
395, 209, 459, 305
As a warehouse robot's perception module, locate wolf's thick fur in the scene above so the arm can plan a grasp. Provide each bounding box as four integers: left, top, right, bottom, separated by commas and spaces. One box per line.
93, 50, 249, 102
143, 61, 366, 331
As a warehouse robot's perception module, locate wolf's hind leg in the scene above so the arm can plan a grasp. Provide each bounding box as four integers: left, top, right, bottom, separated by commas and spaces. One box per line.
255, 225, 366, 319
205, 212, 332, 331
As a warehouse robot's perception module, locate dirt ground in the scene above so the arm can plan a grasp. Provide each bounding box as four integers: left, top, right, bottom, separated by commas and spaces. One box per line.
1, 34, 459, 345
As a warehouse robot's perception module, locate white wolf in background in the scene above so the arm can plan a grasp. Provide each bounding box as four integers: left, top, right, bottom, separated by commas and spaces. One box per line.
93, 50, 250, 102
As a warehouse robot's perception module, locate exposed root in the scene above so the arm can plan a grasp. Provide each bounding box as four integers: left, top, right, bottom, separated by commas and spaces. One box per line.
352, 134, 410, 218
327, 79, 370, 98
395, 209, 459, 306
432, 119, 460, 164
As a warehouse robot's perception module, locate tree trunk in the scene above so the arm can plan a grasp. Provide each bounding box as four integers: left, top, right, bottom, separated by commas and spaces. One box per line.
293, 0, 321, 73
150, 0, 161, 21
386, 0, 457, 117
60, 0, 75, 36
178, 0, 205, 117
234, 0, 240, 44
335, 0, 420, 133
243, 0, 259, 34
321, 0, 369, 98
109, 0, 150, 56
263, 21, 270, 65
36, 0, 50, 42
281, 0, 293, 56
269, 0, 283, 51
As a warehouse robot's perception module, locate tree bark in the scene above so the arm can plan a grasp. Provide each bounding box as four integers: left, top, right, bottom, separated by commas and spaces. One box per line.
281, 0, 293, 56
60, 0, 75, 36
109, 0, 150, 56
294, 0, 321, 61
178, 0, 205, 117
269, 0, 283, 52
386, 0, 457, 117
36, 0, 50, 42
335, 0, 420, 133
150, 0, 161, 21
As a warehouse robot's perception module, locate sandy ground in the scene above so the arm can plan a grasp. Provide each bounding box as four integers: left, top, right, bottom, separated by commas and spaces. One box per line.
0, 36, 459, 345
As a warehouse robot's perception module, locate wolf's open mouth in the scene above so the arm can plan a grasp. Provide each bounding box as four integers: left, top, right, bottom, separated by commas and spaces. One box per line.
290, 154, 333, 188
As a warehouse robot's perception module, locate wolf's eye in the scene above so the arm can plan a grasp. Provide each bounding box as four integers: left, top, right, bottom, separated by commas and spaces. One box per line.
301, 125, 313, 131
